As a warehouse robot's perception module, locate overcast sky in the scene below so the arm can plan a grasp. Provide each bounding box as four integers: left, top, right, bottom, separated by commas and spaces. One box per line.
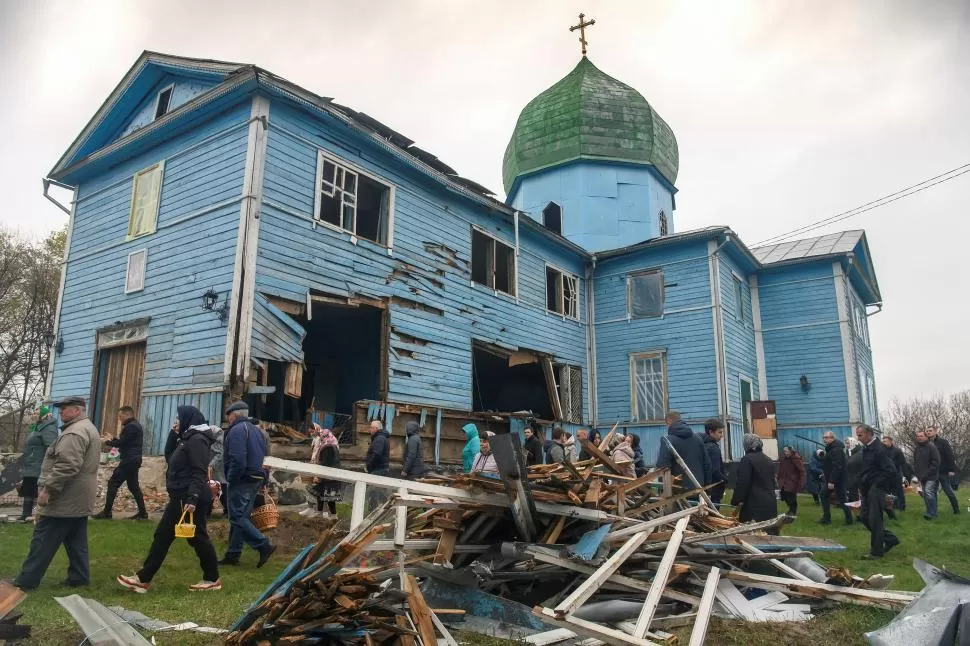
1, 0, 968, 407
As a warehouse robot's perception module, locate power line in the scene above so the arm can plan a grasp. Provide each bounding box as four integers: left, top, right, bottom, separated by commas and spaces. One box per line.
752, 163, 970, 247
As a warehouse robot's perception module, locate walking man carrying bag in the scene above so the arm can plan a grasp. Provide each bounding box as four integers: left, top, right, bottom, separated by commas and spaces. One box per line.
219, 401, 275, 568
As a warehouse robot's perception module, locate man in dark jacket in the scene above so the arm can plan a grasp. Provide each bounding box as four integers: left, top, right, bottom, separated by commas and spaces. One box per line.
880, 436, 908, 511
657, 411, 711, 491
820, 431, 853, 525
913, 430, 941, 519
700, 418, 726, 505
94, 406, 147, 520
219, 402, 275, 568
401, 421, 426, 479
856, 425, 900, 559
927, 427, 960, 514
523, 426, 543, 466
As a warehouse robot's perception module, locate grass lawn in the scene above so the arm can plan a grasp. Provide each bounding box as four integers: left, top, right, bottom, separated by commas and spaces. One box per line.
1, 491, 967, 645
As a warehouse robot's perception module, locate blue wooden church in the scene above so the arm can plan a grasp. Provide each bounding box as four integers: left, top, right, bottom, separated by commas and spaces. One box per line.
42, 50, 882, 464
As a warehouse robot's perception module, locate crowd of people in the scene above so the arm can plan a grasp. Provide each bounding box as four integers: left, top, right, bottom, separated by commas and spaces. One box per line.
13, 396, 276, 594
13, 397, 963, 593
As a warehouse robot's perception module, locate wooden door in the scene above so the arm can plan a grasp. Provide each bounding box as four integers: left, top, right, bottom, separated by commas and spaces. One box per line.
96, 342, 146, 437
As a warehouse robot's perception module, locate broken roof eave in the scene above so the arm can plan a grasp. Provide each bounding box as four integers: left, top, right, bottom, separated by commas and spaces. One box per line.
49, 51, 245, 178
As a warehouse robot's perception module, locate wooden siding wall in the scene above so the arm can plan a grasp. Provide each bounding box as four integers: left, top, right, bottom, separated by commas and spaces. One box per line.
254, 101, 588, 413
847, 282, 878, 426
117, 76, 220, 140
593, 241, 718, 425
758, 262, 850, 426
715, 252, 760, 459
778, 425, 853, 463
49, 101, 252, 406
251, 294, 305, 364
140, 391, 224, 455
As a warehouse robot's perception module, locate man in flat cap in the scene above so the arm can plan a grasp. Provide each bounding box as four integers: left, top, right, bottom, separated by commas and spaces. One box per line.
219, 401, 275, 568
15, 396, 101, 591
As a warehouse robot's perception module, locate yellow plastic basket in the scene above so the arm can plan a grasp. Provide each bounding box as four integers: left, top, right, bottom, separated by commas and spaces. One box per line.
175, 508, 196, 539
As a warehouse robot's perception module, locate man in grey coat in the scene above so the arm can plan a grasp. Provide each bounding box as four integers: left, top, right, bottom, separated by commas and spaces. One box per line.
15, 396, 101, 591
401, 421, 426, 480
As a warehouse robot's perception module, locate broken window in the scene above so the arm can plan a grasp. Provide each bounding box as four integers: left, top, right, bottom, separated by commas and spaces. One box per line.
546, 266, 579, 319
125, 249, 147, 294
631, 351, 666, 422
471, 229, 516, 296
316, 152, 391, 245
628, 269, 664, 318
127, 162, 164, 239
542, 202, 562, 235
154, 85, 173, 120
658, 210, 669, 236
556, 364, 583, 423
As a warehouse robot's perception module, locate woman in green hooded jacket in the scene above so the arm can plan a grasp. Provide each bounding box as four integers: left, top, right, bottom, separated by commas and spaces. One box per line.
462, 423, 480, 473
19, 406, 59, 521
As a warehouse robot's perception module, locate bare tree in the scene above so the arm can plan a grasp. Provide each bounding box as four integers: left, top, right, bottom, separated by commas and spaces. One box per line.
882, 391, 970, 477
0, 227, 64, 451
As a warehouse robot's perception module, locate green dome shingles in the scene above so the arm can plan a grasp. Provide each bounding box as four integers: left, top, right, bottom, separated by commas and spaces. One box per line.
502, 57, 679, 193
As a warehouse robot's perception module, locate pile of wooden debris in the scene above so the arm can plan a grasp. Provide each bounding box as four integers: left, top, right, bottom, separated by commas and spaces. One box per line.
232, 432, 917, 645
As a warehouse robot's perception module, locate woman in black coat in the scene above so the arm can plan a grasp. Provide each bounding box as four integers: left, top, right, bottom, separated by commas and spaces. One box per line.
731, 434, 779, 532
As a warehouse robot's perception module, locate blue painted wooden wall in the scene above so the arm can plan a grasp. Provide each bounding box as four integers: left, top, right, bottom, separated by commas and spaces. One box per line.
593, 239, 717, 426
255, 100, 589, 413
118, 76, 220, 140
757, 262, 849, 425
49, 100, 251, 443
508, 161, 676, 252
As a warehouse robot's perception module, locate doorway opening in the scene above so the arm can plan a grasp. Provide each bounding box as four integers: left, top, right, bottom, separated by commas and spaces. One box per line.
92, 340, 147, 437
471, 342, 553, 419
254, 300, 387, 441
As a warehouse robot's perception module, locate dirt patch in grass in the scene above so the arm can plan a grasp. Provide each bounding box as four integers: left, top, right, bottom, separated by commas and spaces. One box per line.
208, 512, 340, 554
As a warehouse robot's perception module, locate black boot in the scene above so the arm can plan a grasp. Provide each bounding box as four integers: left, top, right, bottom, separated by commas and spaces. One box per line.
95, 485, 119, 519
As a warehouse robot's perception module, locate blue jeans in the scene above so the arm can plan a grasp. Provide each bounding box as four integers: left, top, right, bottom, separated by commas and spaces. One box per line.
225, 479, 269, 558
922, 479, 939, 518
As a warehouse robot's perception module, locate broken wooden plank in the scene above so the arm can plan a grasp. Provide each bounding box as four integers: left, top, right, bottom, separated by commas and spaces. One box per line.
721, 570, 917, 611
541, 516, 566, 544
688, 567, 720, 646
580, 439, 623, 474
633, 516, 690, 639
434, 509, 463, 565
534, 606, 661, 646
736, 540, 813, 581
604, 507, 698, 542
491, 432, 539, 541
524, 628, 580, 646
553, 530, 651, 617
0, 582, 27, 623
659, 436, 722, 516
429, 610, 458, 646
403, 574, 437, 646
526, 546, 701, 607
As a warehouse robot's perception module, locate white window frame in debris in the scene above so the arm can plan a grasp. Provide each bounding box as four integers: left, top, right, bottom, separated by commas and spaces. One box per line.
313, 151, 394, 247
545, 264, 579, 320
127, 161, 164, 240
631, 350, 667, 422
470, 227, 517, 297
556, 363, 583, 423
627, 268, 664, 319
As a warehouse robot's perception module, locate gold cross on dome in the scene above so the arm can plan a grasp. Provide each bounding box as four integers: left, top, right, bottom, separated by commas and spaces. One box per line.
569, 13, 596, 57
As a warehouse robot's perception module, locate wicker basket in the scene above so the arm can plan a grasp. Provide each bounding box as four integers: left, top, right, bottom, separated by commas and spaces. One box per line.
252, 496, 279, 531
175, 508, 196, 539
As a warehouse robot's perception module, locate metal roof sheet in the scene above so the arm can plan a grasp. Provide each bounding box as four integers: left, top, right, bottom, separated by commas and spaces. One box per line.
751, 230, 863, 265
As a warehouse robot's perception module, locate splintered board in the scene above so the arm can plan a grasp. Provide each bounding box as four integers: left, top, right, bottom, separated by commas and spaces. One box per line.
693, 534, 846, 551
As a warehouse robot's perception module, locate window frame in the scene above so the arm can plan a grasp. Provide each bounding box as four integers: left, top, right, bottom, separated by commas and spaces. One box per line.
126, 161, 164, 241
555, 363, 583, 423
630, 350, 668, 422
545, 263, 579, 320
125, 249, 148, 294
627, 268, 665, 319
312, 150, 396, 248
658, 210, 669, 237
470, 226, 517, 297
732, 272, 745, 323
153, 84, 174, 121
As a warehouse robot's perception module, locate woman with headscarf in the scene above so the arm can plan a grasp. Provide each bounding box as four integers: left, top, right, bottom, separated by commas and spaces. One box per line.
18, 406, 58, 522
807, 448, 825, 504
777, 446, 806, 516
610, 434, 637, 478
313, 427, 342, 517
731, 434, 779, 532
118, 405, 221, 593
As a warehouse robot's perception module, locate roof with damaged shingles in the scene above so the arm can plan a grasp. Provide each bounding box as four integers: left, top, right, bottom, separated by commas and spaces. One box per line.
751, 230, 864, 265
